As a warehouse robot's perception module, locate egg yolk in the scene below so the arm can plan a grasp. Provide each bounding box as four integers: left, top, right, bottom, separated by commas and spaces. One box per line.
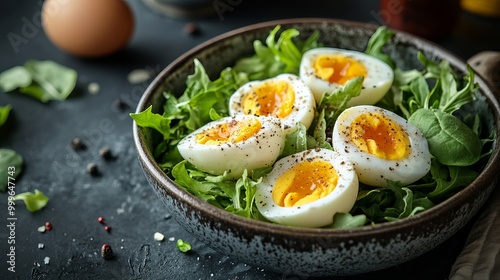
314, 55, 367, 85
350, 112, 411, 160
272, 160, 338, 207
242, 80, 295, 119
196, 118, 262, 145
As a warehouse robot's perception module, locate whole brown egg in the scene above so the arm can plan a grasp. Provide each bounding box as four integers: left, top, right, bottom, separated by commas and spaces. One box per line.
42, 0, 134, 57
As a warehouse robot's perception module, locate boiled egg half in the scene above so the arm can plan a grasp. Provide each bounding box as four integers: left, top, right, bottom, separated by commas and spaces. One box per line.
177, 115, 284, 179
299, 47, 393, 106
332, 105, 431, 187
255, 148, 359, 228
229, 74, 316, 134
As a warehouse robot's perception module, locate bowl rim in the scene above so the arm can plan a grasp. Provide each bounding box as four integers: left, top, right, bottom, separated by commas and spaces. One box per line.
133, 18, 500, 238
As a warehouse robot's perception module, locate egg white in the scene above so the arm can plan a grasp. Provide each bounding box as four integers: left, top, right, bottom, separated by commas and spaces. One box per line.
229, 74, 316, 134
332, 105, 431, 187
255, 148, 359, 228
177, 115, 284, 179
299, 47, 394, 106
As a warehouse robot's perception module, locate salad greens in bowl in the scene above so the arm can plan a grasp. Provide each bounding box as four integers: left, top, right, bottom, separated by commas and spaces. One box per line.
132, 19, 500, 276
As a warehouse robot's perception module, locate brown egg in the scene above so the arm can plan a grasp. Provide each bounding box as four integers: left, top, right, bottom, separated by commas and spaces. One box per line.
42, 0, 134, 58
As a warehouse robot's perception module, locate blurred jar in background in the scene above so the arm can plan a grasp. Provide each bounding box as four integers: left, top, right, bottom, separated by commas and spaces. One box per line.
379, 0, 461, 39
461, 0, 500, 17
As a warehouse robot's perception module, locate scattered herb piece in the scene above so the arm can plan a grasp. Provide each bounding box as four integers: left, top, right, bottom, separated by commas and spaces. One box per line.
176, 239, 191, 252
0, 149, 23, 192
13, 189, 49, 212
101, 244, 114, 259
0, 60, 78, 102
0, 104, 11, 127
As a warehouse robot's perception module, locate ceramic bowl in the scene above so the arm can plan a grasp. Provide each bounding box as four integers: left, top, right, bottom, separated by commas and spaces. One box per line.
133, 18, 500, 276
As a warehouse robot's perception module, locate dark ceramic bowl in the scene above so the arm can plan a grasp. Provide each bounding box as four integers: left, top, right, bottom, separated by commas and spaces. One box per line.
133, 19, 500, 276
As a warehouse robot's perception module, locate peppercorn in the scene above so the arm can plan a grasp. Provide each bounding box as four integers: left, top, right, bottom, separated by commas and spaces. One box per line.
113, 99, 129, 112
45, 222, 52, 231
99, 147, 112, 160
71, 137, 86, 151
184, 22, 200, 35
97, 217, 105, 224
101, 244, 113, 259
104, 225, 111, 232
86, 163, 99, 176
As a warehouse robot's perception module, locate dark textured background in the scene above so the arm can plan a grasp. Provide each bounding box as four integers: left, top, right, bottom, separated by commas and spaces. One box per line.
1, 1, 499, 279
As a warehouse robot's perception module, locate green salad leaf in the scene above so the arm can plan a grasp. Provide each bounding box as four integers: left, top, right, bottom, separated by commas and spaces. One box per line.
365, 26, 395, 69
234, 25, 319, 80
13, 189, 49, 212
0, 104, 11, 127
0, 149, 23, 192
0, 66, 32, 92
327, 212, 367, 229
0, 60, 77, 102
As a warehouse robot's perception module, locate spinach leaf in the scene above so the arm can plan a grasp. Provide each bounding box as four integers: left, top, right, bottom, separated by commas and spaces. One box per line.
0, 149, 23, 192
0, 60, 77, 102
408, 108, 481, 166
24, 60, 77, 102
13, 189, 49, 212
0, 66, 32, 92
0, 104, 11, 127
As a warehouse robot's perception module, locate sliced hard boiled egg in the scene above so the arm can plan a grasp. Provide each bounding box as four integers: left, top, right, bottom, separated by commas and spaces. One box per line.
299, 47, 394, 106
255, 148, 359, 228
332, 105, 431, 187
177, 115, 284, 179
229, 74, 316, 134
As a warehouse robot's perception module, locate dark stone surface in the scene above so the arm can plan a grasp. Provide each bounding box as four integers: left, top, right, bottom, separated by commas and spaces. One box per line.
0, 1, 499, 279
